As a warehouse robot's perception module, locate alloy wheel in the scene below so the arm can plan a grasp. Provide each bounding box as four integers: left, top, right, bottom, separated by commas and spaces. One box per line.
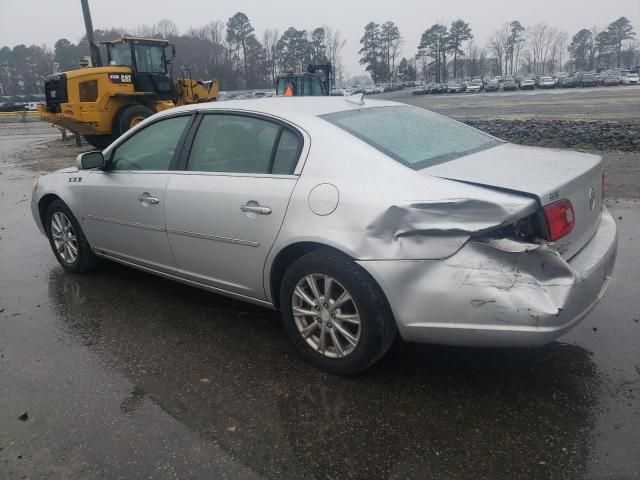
291, 274, 361, 358
51, 211, 78, 264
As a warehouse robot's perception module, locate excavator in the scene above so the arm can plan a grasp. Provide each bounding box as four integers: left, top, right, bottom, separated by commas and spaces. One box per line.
37, 0, 218, 149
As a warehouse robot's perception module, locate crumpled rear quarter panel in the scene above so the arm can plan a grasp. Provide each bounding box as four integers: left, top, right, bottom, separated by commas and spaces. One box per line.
358, 207, 618, 347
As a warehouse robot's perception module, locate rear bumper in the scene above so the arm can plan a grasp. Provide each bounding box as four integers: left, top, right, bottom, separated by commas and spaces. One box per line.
359, 206, 618, 347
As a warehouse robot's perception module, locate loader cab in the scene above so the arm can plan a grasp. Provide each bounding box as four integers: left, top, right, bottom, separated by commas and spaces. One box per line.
276, 64, 332, 97
276, 73, 325, 96
103, 36, 174, 100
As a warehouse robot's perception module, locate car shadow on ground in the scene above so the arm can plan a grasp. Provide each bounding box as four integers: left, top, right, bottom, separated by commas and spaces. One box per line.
47, 261, 599, 479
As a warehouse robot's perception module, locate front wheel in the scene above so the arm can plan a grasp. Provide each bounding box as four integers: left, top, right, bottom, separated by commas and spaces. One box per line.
45, 199, 99, 273
279, 250, 396, 374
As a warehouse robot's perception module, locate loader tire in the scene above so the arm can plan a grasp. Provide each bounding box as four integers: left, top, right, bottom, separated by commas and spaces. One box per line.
117, 105, 154, 135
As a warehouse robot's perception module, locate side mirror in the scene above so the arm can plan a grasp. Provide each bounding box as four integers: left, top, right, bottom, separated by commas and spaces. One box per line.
76, 151, 105, 170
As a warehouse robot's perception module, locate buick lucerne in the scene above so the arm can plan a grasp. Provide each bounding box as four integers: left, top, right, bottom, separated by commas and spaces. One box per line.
32, 97, 618, 374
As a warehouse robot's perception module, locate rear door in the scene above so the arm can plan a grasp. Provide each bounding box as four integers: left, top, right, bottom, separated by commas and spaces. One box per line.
83, 114, 192, 272
164, 112, 305, 300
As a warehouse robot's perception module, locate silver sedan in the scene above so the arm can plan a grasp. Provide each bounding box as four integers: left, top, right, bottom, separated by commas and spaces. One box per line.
31, 97, 618, 374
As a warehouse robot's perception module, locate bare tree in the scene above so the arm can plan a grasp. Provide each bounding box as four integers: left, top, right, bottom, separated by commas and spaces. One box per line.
155, 19, 179, 39
262, 28, 279, 84
527, 23, 558, 73
489, 23, 510, 76
588, 26, 599, 70
325, 27, 346, 84
553, 31, 568, 71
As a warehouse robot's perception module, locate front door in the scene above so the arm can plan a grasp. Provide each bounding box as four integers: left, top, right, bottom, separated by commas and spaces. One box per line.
165, 113, 304, 300
82, 114, 192, 272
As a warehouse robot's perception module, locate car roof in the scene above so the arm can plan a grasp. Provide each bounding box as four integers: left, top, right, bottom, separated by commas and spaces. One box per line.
156, 97, 402, 119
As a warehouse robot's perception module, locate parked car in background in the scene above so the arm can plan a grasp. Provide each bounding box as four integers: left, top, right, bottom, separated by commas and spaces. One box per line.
579, 73, 599, 87
447, 82, 466, 93
622, 73, 639, 85
538, 76, 556, 89
0, 102, 27, 112
502, 78, 518, 91
558, 76, 576, 88
31, 97, 617, 374
602, 75, 620, 86
466, 79, 484, 93
519, 78, 535, 90
485, 79, 500, 92
411, 85, 428, 95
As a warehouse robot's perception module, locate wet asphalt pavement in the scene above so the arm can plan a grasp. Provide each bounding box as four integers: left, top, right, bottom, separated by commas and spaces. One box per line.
1, 123, 639, 479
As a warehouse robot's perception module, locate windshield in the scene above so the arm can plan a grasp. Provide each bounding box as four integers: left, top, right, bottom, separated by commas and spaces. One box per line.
322, 106, 502, 170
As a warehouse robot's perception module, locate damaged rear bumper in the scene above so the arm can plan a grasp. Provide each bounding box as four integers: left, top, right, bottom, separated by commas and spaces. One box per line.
358, 206, 618, 347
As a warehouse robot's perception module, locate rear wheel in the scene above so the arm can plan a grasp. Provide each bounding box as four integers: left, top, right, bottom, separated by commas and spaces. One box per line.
117, 105, 154, 135
83, 134, 115, 150
279, 250, 396, 375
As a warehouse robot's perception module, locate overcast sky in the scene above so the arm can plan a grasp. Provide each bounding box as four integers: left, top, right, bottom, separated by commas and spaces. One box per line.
1, 0, 638, 76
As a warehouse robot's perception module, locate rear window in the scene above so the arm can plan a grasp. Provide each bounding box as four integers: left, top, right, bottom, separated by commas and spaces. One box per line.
321, 106, 501, 169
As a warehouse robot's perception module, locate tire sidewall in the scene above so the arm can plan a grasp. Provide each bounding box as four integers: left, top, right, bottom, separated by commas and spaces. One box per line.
280, 251, 391, 374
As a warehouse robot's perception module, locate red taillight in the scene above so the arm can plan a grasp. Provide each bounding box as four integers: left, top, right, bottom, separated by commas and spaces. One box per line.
544, 199, 575, 241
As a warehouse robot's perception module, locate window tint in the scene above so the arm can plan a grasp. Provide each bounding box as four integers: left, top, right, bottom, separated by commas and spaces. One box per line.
272, 129, 301, 174
110, 115, 190, 171
322, 106, 501, 170
188, 115, 300, 174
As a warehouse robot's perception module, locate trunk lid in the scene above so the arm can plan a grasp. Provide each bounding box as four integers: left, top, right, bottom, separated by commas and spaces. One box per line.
424, 143, 603, 259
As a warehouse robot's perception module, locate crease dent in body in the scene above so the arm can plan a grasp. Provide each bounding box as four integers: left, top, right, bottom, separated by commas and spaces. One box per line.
366, 198, 536, 241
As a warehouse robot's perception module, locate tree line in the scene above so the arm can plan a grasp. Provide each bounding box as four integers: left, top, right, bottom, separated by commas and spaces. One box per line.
0, 13, 637, 96
0, 13, 346, 96
360, 16, 637, 83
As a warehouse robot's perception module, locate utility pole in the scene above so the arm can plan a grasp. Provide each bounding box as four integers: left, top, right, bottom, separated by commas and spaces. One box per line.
80, 0, 102, 67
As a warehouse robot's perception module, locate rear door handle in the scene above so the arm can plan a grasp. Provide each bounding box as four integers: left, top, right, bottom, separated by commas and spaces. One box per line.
137, 193, 160, 205
241, 204, 272, 215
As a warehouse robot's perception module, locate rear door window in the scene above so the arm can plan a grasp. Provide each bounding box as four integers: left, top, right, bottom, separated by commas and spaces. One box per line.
187, 114, 302, 175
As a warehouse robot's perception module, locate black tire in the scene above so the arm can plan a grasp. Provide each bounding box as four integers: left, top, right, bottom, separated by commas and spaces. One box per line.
117, 104, 154, 136
83, 134, 115, 150
279, 250, 396, 375
45, 199, 99, 273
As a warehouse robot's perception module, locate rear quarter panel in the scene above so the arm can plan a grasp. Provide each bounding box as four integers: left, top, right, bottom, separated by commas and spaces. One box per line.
263, 117, 537, 300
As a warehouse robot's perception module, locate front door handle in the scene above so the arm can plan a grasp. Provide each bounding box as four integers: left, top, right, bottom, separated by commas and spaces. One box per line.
241, 204, 272, 215
137, 193, 160, 205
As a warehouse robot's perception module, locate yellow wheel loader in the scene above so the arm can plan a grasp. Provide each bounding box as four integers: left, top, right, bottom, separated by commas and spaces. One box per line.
37, 1, 217, 149
38, 36, 218, 149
